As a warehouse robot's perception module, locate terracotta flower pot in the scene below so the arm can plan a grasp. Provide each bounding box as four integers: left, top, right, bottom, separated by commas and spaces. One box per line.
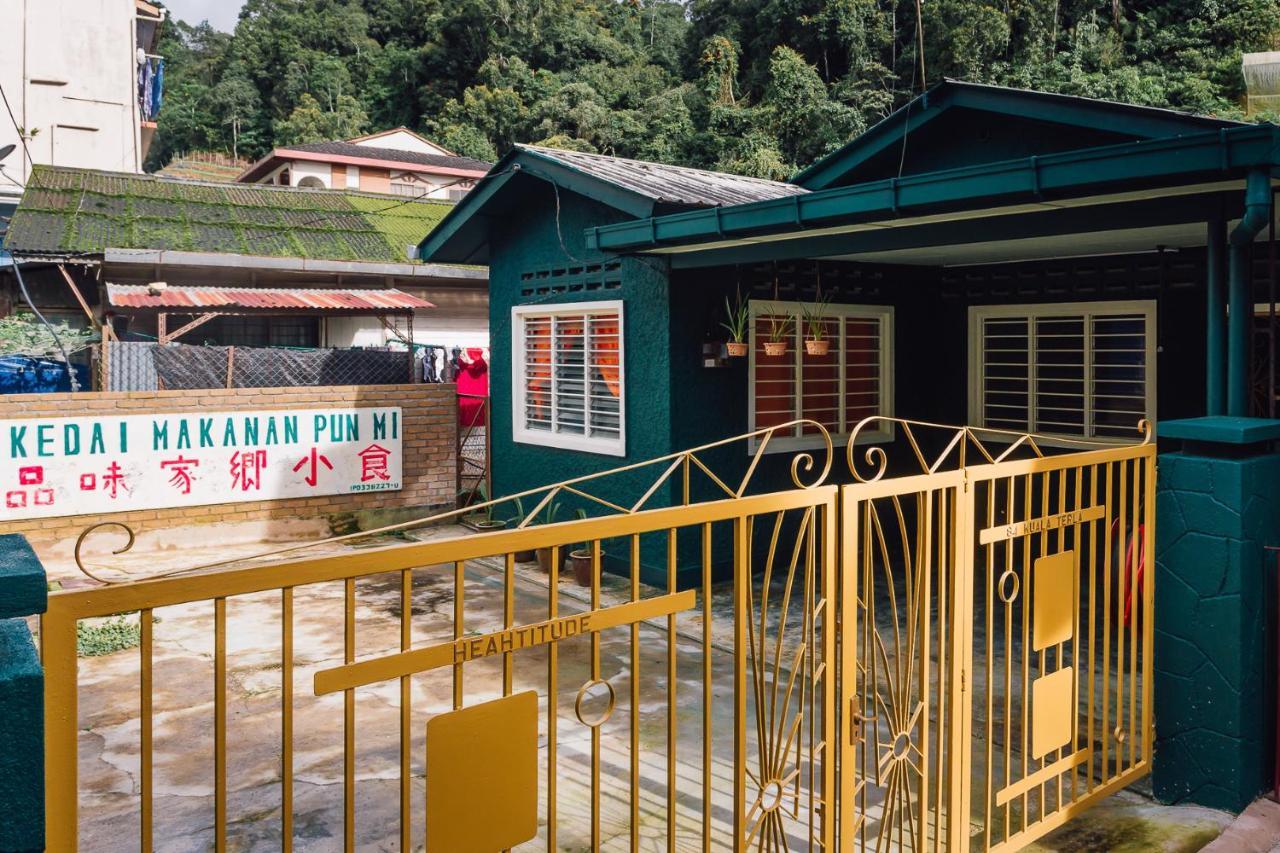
805, 339, 830, 356
536, 547, 565, 574
726, 341, 749, 357
569, 550, 593, 587
473, 519, 506, 532
514, 549, 536, 563
763, 341, 789, 357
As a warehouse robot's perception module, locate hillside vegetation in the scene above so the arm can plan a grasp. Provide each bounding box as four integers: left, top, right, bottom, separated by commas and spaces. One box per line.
150, 0, 1280, 179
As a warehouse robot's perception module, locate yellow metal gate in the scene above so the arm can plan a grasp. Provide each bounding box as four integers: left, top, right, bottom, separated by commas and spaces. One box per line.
838, 419, 1156, 853
40, 419, 1153, 851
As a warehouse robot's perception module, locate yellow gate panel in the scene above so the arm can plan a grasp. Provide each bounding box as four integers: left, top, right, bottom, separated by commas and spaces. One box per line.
40, 418, 1153, 852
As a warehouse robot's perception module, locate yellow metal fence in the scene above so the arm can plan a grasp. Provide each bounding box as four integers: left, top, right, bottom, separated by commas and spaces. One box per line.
41, 418, 1154, 852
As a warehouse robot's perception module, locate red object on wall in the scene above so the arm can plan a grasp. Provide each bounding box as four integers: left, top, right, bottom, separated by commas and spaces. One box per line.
458, 348, 489, 427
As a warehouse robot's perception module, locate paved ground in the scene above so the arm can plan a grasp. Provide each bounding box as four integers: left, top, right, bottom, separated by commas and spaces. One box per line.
49, 527, 1233, 852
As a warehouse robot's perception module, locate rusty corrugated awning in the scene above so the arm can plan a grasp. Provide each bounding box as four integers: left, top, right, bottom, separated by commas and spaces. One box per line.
106, 284, 434, 312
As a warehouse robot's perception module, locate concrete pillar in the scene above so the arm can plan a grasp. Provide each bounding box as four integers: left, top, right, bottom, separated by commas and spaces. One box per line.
0, 535, 47, 853
1154, 419, 1280, 811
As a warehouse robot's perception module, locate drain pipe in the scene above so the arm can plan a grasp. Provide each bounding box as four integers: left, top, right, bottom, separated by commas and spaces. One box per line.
1208, 217, 1227, 415
1228, 170, 1273, 417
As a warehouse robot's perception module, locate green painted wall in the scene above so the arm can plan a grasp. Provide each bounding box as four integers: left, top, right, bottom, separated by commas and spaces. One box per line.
1154, 449, 1280, 811
0, 535, 46, 853
485, 177, 679, 582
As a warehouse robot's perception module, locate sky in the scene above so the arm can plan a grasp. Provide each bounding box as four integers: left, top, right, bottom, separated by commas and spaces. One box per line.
161, 0, 247, 32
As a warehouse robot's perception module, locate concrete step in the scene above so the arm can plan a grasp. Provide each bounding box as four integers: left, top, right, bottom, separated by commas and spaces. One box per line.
1202, 797, 1280, 853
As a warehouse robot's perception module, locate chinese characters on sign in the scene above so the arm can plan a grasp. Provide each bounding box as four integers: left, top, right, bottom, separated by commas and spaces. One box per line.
0, 407, 403, 521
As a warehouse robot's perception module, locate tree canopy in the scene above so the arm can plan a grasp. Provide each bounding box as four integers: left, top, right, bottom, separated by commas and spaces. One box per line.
149, 0, 1280, 178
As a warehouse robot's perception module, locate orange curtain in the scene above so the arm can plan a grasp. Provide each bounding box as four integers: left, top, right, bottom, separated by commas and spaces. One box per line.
596, 320, 620, 397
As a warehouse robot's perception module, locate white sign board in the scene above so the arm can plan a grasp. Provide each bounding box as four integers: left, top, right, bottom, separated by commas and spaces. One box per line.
0, 407, 403, 521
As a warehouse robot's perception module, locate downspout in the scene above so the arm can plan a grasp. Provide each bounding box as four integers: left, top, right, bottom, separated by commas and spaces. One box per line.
1228, 169, 1273, 417
1207, 217, 1226, 415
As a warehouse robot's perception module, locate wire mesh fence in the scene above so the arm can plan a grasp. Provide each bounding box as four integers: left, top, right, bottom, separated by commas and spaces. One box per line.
457, 394, 489, 507
101, 341, 418, 391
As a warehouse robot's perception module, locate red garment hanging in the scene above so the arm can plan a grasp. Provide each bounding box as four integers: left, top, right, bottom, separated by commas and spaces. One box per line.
458, 347, 489, 428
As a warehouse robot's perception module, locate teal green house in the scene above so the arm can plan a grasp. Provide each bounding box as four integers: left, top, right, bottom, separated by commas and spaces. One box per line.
420, 81, 1280, 814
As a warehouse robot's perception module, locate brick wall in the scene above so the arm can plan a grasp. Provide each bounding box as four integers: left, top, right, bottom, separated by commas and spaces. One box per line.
2, 384, 457, 543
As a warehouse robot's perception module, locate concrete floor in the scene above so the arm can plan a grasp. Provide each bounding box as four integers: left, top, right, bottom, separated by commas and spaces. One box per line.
50, 526, 1232, 852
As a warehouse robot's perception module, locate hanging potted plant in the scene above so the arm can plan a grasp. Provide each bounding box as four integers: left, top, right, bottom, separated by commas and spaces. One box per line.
762, 311, 793, 357
721, 290, 750, 357
803, 293, 833, 357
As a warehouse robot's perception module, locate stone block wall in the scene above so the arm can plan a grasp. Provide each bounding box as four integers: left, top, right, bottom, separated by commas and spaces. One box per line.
1, 385, 458, 544
1154, 450, 1280, 811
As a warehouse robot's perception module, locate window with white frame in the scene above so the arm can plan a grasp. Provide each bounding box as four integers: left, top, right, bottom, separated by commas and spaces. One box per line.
512, 301, 625, 455
749, 300, 894, 449
969, 300, 1156, 441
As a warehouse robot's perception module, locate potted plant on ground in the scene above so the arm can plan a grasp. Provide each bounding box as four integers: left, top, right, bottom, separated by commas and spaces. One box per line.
721, 291, 750, 357
534, 503, 571, 573
463, 484, 507, 531
803, 294, 832, 356
568, 519, 593, 587
507, 498, 536, 562
762, 310, 793, 357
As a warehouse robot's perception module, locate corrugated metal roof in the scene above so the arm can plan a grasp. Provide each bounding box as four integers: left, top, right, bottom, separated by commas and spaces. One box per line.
519, 145, 808, 207
106, 284, 433, 312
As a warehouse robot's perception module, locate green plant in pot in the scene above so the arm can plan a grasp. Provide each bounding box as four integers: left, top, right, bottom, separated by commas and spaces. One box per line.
802, 293, 833, 357
568, 512, 593, 587
721, 290, 750, 357
507, 497, 536, 562
763, 309, 794, 357
466, 484, 506, 531
535, 503, 569, 573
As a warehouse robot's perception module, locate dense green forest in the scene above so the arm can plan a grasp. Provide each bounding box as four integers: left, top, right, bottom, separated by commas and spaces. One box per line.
149, 0, 1280, 179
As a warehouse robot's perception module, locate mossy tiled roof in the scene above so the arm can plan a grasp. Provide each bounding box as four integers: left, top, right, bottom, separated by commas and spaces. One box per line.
3, 165, 457, 265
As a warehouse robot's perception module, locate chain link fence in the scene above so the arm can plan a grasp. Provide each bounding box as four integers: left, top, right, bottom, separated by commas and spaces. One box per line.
100, 341, 418, 391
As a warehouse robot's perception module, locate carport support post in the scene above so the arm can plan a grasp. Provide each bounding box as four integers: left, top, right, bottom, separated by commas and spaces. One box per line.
0, 534, 48, 852
1154, 420, 1280, 811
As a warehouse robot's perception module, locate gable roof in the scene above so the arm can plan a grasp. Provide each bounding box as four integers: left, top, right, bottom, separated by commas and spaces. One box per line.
794, 79, 1245, 190
238, 142, 491, 182
3, 165, 456, 265
418, 144, 805, 264
348, 126, 453, 153
521, 146, 807, 208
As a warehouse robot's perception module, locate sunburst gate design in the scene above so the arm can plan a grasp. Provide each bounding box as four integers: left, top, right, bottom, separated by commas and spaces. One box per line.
854, 483, 935, 853
743, 505, 822, 851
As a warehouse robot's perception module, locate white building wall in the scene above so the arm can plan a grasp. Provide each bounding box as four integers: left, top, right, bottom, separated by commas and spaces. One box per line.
290, 160, 332, 188
353, 129, 452, 156
0, 0, 144, 204
324, 287, 489, 351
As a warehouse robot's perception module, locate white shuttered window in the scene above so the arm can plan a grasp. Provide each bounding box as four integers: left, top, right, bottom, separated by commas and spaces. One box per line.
512, 301, 625, 456
969, 301, 1156, 442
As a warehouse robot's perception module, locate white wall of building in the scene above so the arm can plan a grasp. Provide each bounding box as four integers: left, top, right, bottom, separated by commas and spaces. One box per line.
290, 160, 332, 189
0, 0, 147, 204
323, 287, 489, 351
353, 129, 452, 157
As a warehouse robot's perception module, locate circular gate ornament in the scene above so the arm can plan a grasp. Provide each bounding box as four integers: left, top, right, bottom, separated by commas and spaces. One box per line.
574, 678, 616, 727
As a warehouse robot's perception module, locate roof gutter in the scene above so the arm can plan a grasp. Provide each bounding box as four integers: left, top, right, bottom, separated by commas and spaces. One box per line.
586, 124, 1280, 254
